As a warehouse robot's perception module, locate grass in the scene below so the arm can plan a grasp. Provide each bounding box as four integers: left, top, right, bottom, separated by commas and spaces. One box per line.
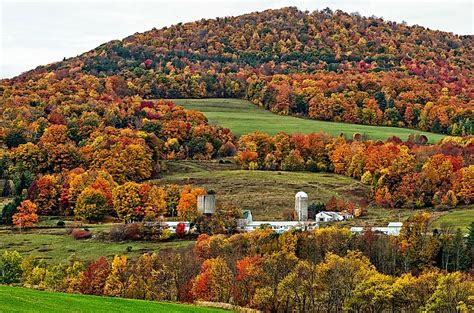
155, 160, 472, 231
342, 205, 474, 233
431, 207, 474, 232
171, 98, 446, 142
0, 225, 193, 263
0, 285, 227, 313
154, 160, 369, 220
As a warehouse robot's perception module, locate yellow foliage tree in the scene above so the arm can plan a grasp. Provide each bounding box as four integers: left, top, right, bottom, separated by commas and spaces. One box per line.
104, 255, 128, 297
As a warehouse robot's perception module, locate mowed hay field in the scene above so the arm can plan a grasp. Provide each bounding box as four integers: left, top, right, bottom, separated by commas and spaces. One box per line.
154, 160, 369, 220
0, 286, 227, 313
171, 98, 446, 142
155, 161, 473, 230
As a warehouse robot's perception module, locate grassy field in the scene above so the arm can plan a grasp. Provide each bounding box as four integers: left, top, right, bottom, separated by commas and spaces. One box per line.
155, 160, 473, 230
155, 160, 369, 220
431, 208, 474, 232
172, 98, 446, 142
0, 225, 193, 263
0, 286, 227, 313
352, 206, 473, 232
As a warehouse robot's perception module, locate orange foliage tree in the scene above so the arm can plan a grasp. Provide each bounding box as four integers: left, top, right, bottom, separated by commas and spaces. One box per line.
12, 200, 39, 229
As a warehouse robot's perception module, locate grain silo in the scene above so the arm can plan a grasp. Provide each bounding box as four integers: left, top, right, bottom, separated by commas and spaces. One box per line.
197, 194, 216, 215
295, 191, 308, 221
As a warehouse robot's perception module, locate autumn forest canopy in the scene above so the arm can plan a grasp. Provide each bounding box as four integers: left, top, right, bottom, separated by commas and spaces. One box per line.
0, 6, 473, 312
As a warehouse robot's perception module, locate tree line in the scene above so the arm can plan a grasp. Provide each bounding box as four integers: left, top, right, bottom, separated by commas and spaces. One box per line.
1, 218, 473, 312
236, 132, 473, 209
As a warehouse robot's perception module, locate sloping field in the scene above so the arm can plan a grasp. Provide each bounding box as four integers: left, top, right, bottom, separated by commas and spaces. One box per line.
172, 98, 445, 142
0, 286, 227, 313
154, 161, 369, 220
430, 208, 474, 232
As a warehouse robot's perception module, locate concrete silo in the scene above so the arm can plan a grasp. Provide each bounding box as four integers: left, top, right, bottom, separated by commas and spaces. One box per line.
197, 194, 216, 215
295, 191, 308, 221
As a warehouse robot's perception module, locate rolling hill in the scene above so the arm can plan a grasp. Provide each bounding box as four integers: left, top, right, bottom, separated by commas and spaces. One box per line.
2, 7, 472, 136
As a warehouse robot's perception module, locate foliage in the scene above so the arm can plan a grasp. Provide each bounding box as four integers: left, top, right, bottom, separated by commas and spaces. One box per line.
12, 200, 39, 229
236, 132, 473, 208
74, 187, 110, 222
0, 251, 23, 284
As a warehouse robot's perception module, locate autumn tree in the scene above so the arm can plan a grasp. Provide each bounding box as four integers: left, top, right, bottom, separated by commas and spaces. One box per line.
177, 186, 206, 221
79, 256, 110, 295
112, 182, 143, 221
104, 255, 128, 297
424, 272, 474, 312
0, 250, 23, 284
11, 200, 38, 230
192, 257, 233, 303
74, 187, 110, 222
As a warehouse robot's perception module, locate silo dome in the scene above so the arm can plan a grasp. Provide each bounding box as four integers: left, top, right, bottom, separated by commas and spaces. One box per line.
295, 191, 308, 199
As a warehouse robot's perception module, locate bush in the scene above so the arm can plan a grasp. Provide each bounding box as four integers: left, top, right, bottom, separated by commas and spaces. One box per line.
138, 223, 164, 241
0, 250, 23, 283
176, 222, 187, 238
56, 220, 65, 227
160, 228, 174, 240
71, 228, 92, 240
109, 223, 141, 241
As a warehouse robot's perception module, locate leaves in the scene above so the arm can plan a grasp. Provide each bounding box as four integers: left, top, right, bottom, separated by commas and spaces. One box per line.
12, 200, 38, 229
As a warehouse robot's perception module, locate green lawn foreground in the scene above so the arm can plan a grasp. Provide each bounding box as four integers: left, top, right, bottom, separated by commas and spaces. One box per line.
0, 285, 227, 313
171, 98, 446, 142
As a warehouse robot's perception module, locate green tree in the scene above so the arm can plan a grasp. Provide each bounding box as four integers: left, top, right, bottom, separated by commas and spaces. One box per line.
74, 187, 109, 222
0, 251, 23, 283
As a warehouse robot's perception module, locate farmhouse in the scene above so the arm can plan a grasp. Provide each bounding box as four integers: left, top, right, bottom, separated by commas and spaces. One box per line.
315, 211, 353, 222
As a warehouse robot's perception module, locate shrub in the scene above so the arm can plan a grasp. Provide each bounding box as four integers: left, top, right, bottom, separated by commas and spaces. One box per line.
109, 223, 141, 241
0, 250, 23, 283
71, 228, 92, 240
176, 222, 187, 238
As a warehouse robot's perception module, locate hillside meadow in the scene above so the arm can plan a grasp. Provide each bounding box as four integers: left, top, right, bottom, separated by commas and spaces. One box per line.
172, 98, 446, 142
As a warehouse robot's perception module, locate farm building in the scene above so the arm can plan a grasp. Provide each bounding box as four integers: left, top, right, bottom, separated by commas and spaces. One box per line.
238, 205, 318, 233
295, 191, 308, 221
315, 211, 353, 222
350, 222, 403, 236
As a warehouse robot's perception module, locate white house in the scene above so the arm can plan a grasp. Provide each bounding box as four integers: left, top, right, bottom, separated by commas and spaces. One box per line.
315, 211, 352, 222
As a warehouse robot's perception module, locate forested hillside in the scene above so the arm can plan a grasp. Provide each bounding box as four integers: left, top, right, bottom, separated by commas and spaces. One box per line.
3, 7, 472, 135
0, 7, 473, 312
0, 7, 473, 223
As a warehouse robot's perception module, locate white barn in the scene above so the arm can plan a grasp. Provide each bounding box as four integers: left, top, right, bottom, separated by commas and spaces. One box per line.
315, 211, 352, 222
350, 222, 403, 236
